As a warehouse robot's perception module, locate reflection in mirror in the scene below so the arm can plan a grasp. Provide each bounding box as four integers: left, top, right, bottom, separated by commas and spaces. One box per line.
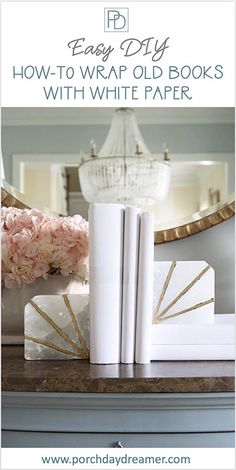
148, 160, 228, 226
1, 107, 235, 232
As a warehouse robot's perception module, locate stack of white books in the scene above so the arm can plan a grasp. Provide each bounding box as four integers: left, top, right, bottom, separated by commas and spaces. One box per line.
89, 203, 154, 364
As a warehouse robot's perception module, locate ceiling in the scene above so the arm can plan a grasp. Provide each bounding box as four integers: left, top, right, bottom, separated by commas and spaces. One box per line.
1, 107, 234, 126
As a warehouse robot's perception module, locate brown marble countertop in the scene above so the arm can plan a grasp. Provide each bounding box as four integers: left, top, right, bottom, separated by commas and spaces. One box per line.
2, 346, 235, 394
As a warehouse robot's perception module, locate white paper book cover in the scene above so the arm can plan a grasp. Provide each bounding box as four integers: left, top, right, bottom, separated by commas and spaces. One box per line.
152, 314, 235, 346
121, 207, 141, 364
151, 344, 234, 361
135, 212, 154, 364
153, 261, 215, 325
89, 203, 124, 364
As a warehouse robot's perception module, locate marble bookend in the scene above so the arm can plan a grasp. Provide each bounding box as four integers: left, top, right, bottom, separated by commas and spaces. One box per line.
152, 261, 214, 324
24, 294, 89, 360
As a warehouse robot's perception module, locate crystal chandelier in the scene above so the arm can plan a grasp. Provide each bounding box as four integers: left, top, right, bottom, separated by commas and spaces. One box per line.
79, 108, 171, 205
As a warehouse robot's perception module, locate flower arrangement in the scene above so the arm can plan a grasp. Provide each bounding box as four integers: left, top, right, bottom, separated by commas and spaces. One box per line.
1, 207, 89, 288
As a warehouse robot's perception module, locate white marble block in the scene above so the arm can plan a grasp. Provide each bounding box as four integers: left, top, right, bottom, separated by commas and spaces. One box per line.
153, 261, 214, 324
24, 294, 89, 360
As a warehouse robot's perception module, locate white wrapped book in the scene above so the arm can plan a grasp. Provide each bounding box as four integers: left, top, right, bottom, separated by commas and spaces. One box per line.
151, 314, 235, 360
135, 212, 154, 364
89, 203, 124, 364
121, 207, 141, 364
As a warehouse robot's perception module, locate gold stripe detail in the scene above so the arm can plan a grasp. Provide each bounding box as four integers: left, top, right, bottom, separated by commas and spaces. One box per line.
155, 298, 214, 323
63, 294, 89, 355
29, 300, 82, 354
158, 264, 211, 319
153, 261, 176, 322
25, 335, 83, 357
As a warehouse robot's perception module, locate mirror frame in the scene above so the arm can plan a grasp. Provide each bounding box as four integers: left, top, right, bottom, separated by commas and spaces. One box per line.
154, 196, 235, 243
1, 186, 29, 210
2, 183, 234, 244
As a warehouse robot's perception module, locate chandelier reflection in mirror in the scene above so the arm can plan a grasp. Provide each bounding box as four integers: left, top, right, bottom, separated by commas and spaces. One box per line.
79, 108, 171, 205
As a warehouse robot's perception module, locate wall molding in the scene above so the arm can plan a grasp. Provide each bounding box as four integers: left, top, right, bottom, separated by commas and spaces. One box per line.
2, 108, 234, 126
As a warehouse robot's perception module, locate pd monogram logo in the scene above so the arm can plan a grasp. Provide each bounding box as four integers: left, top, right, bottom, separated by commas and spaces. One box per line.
104, 8, 129, 32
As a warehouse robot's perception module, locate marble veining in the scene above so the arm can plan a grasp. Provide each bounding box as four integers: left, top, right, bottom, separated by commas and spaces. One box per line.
2, 346, 234, 394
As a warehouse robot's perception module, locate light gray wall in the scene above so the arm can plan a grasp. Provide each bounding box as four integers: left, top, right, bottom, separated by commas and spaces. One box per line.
1, 123, 235, 190
155, 217, 235, 314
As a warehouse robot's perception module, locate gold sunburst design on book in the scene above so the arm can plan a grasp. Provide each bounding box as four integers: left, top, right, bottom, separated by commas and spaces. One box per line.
153, 262, 214, 324
24, 294, 89, 360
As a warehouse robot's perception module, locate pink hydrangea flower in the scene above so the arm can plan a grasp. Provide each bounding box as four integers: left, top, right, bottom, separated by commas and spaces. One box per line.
1, 207, 89, 288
